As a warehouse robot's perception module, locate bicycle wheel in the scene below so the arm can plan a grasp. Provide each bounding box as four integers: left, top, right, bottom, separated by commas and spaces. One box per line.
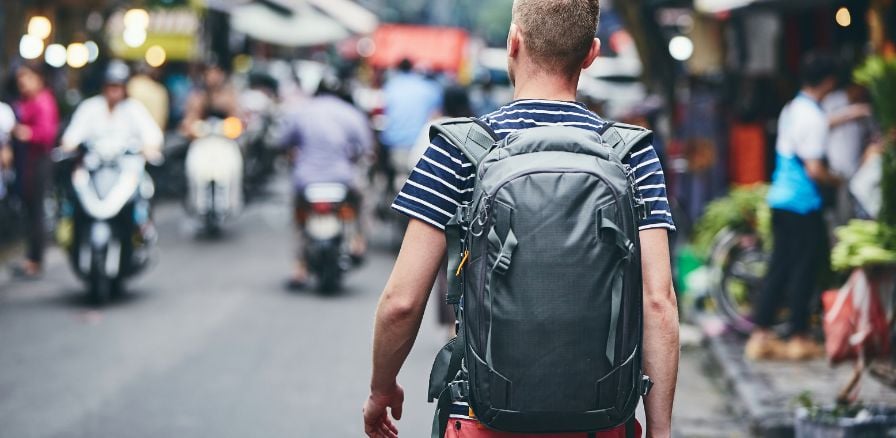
708, 228, 782, 334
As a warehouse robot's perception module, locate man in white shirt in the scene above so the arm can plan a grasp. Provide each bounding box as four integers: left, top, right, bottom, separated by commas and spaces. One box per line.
748, 52, 842, 361
61, 61, 163, 163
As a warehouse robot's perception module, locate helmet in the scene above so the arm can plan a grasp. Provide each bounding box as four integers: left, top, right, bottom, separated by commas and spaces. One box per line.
104, 60, 131, 85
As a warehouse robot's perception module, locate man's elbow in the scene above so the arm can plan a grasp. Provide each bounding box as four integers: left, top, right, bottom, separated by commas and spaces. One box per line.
377, 288, 421, 326
643, 287, 678, 320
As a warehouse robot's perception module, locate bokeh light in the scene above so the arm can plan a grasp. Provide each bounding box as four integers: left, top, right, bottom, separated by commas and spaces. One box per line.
66, 43, 89, 68
123, 27, 147, 48
835, 7, 851, 28
145, 45, 167, 68
44, 43, 67, 68
85, 41, 100, 63
669, 35, 694, 61
27, 16, 53, 40
123, 8, 150, 30
19, 34, 45, 60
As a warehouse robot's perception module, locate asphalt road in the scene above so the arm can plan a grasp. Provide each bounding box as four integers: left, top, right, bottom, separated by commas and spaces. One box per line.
0, 182, 747, 438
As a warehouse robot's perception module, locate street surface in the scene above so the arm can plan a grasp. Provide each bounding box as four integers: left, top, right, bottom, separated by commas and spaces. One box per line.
0, 180, 747, 438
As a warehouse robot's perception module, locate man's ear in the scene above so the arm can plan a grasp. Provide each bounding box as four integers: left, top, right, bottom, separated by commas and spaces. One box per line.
581, 38, 601, 70
508, 24, 522, 59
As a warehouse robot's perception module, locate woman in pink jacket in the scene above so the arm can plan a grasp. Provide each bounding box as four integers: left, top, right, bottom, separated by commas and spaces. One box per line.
12, 63, 59, 278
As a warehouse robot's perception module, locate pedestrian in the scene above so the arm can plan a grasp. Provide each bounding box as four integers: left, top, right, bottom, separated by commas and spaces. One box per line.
10, 63, 59, 279
378, 58, 443, 190
363, 1, 679, 437
0, 99, 15, 199
127, 62, 170, 132
746, 52, 843, 361
822, 81, 874, 223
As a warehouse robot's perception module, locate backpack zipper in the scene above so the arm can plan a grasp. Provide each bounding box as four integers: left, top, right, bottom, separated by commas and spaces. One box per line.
623, 164, 648, 220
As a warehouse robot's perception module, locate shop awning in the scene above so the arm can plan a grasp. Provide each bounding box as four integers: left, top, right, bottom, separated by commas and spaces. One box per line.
226, 0, 378, 47
695, 0, 753, 14
305, 0, 378, 35
230, 1, 349, 47
695, 0, 838, 14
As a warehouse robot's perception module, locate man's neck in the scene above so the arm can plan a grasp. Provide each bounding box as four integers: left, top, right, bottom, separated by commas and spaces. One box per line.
800, 86, 826, 103
512, 71, 579, 102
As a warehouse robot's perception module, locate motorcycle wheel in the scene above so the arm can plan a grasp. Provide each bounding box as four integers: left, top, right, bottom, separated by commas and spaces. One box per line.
88, 251, 112, 306
318, 264, 343, 294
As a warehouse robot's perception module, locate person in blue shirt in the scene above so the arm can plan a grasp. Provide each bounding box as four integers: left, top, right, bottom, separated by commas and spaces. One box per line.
747, 53, 843, 362
379, 59, 443, 188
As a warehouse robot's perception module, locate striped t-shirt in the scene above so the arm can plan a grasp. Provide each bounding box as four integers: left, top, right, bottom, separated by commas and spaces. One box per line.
392, 99, 676, 232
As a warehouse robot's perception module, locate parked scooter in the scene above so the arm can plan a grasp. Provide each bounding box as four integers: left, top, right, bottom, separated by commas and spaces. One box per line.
54, 135, 157, 304
184, 117, 244, 235
299, 183, 356, 292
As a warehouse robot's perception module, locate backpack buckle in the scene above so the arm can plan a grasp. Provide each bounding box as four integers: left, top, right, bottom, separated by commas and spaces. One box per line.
639, 375, 654, 396
449, 380, 469, 402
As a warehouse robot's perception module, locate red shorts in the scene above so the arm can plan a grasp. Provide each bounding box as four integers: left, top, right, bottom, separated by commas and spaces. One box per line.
444, 419, 642, 438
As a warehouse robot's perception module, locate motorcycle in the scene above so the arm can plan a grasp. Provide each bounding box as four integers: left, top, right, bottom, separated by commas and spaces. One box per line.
184, 117, 244, 235
55, 136, 157, 304
299, 183, 356, 292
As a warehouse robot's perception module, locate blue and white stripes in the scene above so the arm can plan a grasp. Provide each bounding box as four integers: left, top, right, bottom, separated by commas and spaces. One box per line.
392, 99, 676, 232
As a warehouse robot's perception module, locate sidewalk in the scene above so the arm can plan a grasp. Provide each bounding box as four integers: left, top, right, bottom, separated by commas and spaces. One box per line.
700, 316, 896, 437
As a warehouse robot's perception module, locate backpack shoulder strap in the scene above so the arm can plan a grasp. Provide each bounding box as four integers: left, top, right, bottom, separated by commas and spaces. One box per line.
601, 122, 654, 159
429, 117, 498, 167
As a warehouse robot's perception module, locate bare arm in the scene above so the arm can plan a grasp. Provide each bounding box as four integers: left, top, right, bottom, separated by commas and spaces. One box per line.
804, 159, 841, 187
365, 219, 445, 437
179, 93, 204, 137
639, 229, 679, 438
828, 104, 871, 129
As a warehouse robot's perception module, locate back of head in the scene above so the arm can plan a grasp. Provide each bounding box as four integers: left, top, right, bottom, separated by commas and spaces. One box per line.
512, 0, 601, 77
397, 58, 414, 73
443, 86, 473, 118
800, 52, 837, 88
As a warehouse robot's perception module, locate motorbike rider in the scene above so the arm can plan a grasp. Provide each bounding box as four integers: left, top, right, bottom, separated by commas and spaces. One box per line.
61, 60, 163, 162
279, 74, 373, 289
180, 62, 239, 138
59, 60, 163, 241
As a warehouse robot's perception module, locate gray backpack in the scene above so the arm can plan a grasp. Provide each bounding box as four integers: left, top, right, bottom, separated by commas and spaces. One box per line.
427, 118, 655, 437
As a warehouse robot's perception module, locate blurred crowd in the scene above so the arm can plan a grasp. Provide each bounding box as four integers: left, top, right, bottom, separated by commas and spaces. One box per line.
0, 54, 508, 289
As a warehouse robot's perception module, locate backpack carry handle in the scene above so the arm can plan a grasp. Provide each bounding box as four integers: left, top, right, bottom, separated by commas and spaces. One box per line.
601, 122, 654, 159
429, 118, 498, 167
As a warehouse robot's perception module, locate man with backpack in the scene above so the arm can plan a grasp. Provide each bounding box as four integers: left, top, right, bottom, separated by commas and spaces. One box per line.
364, 1, 679, 437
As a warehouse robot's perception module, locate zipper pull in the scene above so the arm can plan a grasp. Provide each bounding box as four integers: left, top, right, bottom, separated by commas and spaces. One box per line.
455, 250, 470, 277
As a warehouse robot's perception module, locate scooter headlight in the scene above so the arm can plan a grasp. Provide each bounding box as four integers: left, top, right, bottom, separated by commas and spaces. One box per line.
90, 221, 112, 248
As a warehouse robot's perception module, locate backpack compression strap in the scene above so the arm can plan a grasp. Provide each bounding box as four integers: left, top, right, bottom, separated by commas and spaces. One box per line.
601, 122, 653, 159
429, 117, 498, 168
430, 117, 497, 309
428, 118, 495, 438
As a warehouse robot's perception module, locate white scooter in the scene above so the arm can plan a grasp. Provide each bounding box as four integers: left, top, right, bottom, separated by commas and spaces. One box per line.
184, 117, 244, 236
55, 135, 157, 304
